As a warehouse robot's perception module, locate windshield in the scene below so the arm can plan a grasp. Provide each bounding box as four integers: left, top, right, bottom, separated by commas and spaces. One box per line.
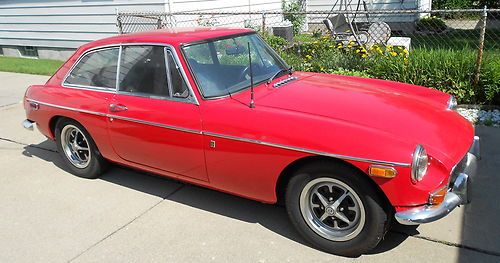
182, 33, 288, 98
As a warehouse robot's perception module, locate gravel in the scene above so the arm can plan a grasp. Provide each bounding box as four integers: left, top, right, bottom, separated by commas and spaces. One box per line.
457, 108, 500, 127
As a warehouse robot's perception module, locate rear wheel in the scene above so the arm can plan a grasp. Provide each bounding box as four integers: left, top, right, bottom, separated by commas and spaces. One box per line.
285, 161, 388, 257
55, 118, 107, 179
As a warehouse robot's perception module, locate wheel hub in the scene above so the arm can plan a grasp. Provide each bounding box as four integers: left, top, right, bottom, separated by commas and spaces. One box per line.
325, 207, 335, 215
60, 125, 91, 169
299, 177, 366, 241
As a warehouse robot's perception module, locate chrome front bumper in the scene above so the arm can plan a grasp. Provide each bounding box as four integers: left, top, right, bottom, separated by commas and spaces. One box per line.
395, 136, 479, 225
22, 119, 36, 131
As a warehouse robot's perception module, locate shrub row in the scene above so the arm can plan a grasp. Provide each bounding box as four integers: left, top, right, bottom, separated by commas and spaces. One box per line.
263, 34, 500, 105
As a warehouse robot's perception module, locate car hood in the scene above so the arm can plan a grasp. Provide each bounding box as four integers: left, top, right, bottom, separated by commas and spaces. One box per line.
257, 72, 474, 168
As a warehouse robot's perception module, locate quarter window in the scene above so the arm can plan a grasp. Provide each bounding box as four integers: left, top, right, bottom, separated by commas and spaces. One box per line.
65, 48, 119, 89
166, 50, 189, 98
118, 46, 169, 97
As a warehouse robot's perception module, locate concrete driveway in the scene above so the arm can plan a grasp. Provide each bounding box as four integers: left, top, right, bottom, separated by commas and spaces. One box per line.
0, 71, 499, 262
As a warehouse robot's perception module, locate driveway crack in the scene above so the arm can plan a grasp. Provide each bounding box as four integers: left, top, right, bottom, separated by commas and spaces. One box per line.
0, 137, 57, 153
67, 184, 185, 263
391, 230, 500, 257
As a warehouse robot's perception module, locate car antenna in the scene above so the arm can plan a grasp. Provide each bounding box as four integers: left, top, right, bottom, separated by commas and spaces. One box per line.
247, 42, 255, 109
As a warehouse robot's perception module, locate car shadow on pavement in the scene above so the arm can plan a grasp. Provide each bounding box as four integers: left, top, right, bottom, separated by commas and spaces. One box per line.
457, 126, 500, 261
22, 140, 417, 257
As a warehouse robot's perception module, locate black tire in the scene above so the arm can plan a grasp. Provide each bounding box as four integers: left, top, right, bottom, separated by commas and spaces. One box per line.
55, 118, 107, 179
285, 161, 388, 257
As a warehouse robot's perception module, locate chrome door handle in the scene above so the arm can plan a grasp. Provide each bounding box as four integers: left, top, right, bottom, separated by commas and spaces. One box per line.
109, 103, 128, 112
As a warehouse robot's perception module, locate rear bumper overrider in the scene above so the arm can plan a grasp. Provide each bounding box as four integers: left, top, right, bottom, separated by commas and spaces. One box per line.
22, 119, 36, 131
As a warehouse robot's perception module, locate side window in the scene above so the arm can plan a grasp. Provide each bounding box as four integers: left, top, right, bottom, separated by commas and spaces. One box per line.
65, 48, 119, 89
118, 46, 169, 97
166, 50, 189, 98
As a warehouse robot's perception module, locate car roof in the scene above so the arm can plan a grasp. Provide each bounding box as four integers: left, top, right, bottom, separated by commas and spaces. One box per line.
83, 27, 254, 50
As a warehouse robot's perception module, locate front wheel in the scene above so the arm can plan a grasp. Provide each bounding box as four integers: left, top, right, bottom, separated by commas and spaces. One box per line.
55, 118, 107, 179
285, 162, 388, 257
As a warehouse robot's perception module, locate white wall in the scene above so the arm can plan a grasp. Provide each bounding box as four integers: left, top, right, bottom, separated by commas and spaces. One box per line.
0, 0, 167, 49
171, 0, 283, 28
307, 0, 421, 23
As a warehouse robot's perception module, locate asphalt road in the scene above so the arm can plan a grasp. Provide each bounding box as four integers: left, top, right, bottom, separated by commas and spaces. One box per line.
0, 71, 499, 262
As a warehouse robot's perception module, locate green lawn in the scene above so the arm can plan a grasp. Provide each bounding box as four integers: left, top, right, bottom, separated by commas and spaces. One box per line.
408, 29, 500, 51
0, 56, 64, 76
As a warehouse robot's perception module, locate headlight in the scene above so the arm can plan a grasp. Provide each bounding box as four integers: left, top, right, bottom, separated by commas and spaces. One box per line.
447, 95, 457, 110
411, 145, 428, 183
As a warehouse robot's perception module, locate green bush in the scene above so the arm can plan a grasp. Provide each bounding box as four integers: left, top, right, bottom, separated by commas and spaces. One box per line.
416, 16, 447, 33
265, 35, 500, 105
432, 0, 475, 9
368, 49, 478, 103
480, 53, 500, 104
433, 0, 499, 9
282, 0, 305, 35
261, 33, 288, 51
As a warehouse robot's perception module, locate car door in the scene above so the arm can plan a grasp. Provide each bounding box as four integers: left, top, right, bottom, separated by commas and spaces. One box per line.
60, 47, 120, 159
107, 45, 207, 181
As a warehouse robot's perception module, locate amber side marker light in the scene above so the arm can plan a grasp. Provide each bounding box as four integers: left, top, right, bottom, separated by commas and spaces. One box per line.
429, 185, 448, 205
368, 165, 397, 178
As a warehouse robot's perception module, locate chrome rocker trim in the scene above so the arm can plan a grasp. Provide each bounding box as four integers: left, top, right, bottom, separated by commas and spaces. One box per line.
22, 119, 36, 131
395, 137, 479, 225
23, 98, 412, 168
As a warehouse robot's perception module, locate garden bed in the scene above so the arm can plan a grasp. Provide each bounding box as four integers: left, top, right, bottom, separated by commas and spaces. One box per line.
263, 31, 500, 105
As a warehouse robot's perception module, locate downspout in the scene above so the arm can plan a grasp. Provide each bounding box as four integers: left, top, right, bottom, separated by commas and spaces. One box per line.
166, 0, 173, 13
166, 0, 174, 27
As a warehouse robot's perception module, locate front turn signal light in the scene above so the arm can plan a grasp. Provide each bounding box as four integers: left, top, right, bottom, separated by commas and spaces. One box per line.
429, 185, 448, 205
368, 165, 397, 178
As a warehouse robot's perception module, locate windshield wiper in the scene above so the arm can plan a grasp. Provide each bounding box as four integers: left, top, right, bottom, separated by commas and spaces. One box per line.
267, 66, 293, 85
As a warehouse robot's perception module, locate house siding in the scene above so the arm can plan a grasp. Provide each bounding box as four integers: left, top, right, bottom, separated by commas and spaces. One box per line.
171, 0, 283, 28
0, 0, 167, 50
0, 0, 285, 59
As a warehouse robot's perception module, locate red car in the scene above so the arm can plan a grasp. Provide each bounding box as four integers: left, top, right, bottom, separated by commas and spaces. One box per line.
23, 28, 479, 256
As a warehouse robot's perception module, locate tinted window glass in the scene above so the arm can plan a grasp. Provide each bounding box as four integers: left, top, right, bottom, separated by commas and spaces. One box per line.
65, 48, 119, 89
119, 46, 169, 97
166, 50, 189, 98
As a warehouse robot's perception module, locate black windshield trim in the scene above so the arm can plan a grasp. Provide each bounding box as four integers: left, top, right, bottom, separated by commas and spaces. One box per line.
182, 31, 255, 48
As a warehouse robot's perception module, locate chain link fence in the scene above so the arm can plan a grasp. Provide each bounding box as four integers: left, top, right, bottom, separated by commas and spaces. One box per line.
116, 9, 500, 52
117, 8, 500, 104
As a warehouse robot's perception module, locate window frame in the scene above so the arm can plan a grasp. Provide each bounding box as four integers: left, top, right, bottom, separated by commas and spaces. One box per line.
20, 46, 38, 58
117, 45, 171, 100
62, 43, 199, 105
165, 48, 190, 99
62, 46, 120, 92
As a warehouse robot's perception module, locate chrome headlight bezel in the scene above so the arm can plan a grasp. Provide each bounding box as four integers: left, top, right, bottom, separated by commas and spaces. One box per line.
411, 145, 429, 183
447, 95, 457, 110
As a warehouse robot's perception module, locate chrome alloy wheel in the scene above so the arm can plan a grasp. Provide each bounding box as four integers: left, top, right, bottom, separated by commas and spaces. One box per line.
60, 125, 91, 169
299, 177, 366, 241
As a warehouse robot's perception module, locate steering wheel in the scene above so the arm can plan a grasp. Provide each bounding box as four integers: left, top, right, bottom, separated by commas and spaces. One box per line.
238, 63, 263, 81
237, 65, 251, 81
